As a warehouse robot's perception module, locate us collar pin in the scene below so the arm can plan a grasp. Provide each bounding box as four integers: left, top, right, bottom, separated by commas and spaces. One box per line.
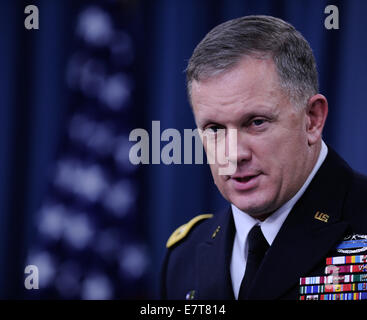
314, 211, 329, 223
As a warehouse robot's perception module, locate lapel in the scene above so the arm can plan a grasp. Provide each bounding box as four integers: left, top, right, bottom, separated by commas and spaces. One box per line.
248, 148, 352, 299
195, 207, 235, 299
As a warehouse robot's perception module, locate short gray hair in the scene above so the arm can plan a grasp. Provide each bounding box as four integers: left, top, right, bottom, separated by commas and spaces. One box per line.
186, 15, 319, 107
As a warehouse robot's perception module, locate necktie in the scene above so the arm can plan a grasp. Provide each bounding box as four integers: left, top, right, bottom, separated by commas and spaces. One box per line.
238, 225, 269, 299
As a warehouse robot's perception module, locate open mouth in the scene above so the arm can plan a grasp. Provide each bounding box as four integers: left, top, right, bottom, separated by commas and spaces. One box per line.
230, 173, 261, 191
233, 175, 258, 182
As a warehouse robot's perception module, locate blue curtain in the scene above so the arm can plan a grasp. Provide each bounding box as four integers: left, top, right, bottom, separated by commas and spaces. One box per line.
0, 0, 366, 299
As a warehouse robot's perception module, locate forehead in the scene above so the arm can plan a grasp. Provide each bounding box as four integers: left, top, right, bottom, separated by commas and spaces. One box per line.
191, 56, 288, 122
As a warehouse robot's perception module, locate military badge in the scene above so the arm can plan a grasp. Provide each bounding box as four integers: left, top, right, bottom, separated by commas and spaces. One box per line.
336, 234, 367, 254
299, 234, 367, 300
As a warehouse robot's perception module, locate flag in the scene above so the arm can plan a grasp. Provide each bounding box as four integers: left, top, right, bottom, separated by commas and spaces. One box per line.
26, 1, 149, 299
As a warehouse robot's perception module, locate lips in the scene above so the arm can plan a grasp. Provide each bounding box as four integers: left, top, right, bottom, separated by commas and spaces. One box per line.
233, 175, 258, 182
230, 173, 261, 191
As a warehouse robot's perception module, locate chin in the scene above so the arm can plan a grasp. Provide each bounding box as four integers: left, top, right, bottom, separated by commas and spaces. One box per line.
231, 196, 274, 216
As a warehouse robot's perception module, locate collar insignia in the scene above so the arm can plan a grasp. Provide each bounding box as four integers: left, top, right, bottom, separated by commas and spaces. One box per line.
212, 226, 221, 239
314, 211, 329, 223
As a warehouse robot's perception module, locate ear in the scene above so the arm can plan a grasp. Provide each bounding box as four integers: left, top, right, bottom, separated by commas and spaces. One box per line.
305, 94, 328, 146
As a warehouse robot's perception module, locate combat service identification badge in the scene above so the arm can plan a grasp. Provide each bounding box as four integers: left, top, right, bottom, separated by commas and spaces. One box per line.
336, 234, 367, 254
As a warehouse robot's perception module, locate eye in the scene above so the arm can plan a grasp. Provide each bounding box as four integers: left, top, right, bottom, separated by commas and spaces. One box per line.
204, 125, 223, 134
252, 119, 266, 126
245, 117, 271, 132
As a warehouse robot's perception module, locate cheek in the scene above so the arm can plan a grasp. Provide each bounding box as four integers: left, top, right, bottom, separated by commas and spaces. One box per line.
258, 137, 308, 193
253, 137, 292, 184
209, 164, 230, 195
209, 163, 220, 184
256, 122, 307, 164
252, 136, 281, 168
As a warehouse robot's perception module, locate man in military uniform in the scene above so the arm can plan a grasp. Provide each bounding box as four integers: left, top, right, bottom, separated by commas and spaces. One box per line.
161, 15, 367, 300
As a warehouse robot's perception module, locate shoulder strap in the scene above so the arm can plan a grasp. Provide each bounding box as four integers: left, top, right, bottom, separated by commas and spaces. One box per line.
166, 214, 213, 248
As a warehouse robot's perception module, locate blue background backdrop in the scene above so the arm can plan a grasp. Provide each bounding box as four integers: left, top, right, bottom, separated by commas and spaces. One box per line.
0, 0, 366, 299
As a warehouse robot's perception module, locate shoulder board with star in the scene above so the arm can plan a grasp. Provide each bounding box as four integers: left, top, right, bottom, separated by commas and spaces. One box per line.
166, 214, 213, 248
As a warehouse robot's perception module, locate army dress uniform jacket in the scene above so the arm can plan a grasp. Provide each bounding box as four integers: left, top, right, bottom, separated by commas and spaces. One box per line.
160, 148, 367, 300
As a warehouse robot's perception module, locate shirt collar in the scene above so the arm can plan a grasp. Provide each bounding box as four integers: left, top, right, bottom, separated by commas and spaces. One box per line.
232, 140, 328, 248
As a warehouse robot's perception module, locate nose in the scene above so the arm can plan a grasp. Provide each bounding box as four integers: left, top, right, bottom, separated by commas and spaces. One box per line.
226, 129, 252, 165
